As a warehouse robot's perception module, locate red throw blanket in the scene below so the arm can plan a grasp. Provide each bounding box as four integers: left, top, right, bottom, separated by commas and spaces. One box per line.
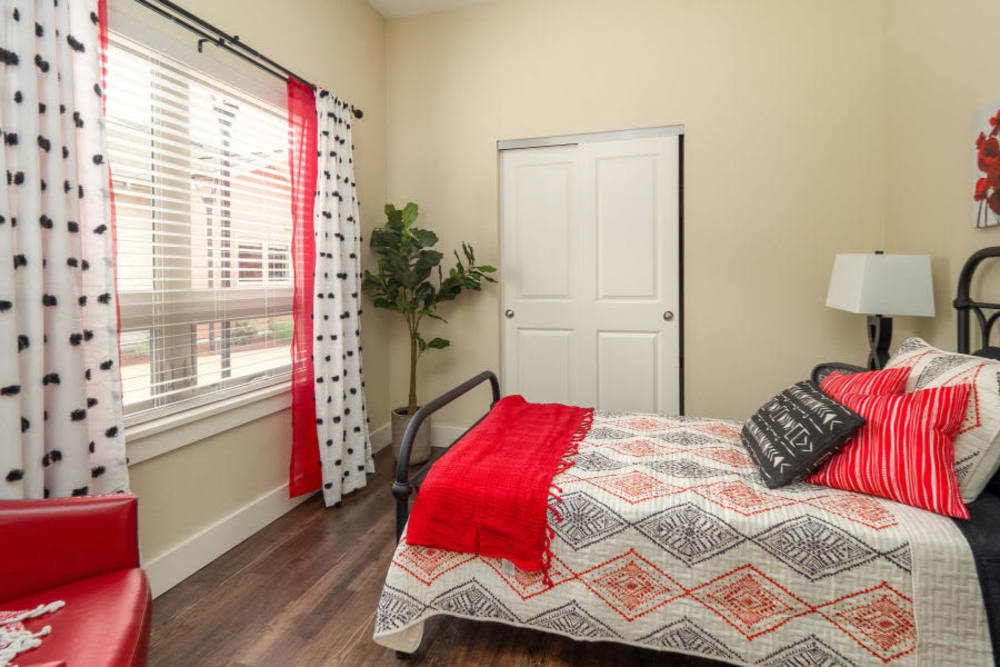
405, 396, 593, 580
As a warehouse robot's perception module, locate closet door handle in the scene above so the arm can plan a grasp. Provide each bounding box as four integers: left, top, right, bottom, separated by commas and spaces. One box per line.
505, 309, 515, 319
663, 310, 675, 322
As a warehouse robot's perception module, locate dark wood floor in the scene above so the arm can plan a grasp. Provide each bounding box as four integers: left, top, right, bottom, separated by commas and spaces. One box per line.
150, 447, 724, 666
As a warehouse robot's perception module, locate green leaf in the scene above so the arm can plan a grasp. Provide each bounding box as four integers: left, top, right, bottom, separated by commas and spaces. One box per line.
384, 204, 403, 231
401, 202, 419, 226
426, 337, 450, 350
416, 249, 443, 268
385, 251, 408, 273
414, 283, 435, 305
413, 266, 432, 284
411, 228, 439, 248
361, 272, 384, 291
404, 270, 423, 288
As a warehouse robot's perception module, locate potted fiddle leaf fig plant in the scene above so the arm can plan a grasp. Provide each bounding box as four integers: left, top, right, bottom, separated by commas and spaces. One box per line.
362, 202, 496, 463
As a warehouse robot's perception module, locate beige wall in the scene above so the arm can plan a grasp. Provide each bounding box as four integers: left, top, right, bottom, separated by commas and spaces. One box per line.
884, 0, 1000, 348
129, 410, 291, 559
384, 0, 887, 425
115, 0, 388, 564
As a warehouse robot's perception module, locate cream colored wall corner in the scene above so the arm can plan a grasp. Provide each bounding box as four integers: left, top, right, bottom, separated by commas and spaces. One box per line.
883, 0, 1000, 349
383, 0, 886, 425
110, 0, 390, 593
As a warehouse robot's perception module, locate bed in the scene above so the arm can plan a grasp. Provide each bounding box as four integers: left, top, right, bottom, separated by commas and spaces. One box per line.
373, 249, 1000, 666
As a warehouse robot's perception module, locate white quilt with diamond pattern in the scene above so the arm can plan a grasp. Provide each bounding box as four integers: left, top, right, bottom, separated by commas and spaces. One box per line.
373, 414, 993, 666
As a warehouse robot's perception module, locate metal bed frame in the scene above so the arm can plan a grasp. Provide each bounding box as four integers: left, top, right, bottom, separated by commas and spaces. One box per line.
956, 246, 1000, 360
392, 371, 500, 542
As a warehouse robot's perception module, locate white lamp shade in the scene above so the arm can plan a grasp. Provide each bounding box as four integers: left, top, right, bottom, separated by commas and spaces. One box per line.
826, 253, 935, 317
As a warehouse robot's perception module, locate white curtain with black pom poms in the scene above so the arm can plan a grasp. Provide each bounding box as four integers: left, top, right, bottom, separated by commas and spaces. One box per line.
313, 91, 372, 507
0, 0, 127, 499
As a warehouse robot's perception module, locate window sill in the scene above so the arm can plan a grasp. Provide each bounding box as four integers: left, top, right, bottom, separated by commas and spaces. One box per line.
125, 382, 292, 466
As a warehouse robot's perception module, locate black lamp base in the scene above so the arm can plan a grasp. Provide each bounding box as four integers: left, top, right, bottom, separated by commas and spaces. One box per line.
866, 315, 893, 370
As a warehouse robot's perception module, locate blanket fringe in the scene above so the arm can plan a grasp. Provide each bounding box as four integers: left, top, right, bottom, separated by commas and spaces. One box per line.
542, 408, 594, 587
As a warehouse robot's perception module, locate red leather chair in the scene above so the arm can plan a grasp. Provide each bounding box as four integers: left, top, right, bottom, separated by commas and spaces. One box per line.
0, 495, 151, 667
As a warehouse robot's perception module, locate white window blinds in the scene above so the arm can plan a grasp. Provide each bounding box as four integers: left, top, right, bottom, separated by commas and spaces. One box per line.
105, 32, 293, 423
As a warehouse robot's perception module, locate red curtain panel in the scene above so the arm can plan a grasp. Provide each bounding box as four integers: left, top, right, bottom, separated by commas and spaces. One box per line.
99, 0, 124, 377
287, 79, 320, 497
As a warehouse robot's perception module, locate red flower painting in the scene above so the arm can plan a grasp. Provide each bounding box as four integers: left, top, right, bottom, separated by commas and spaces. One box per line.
974, 107, 1000, 226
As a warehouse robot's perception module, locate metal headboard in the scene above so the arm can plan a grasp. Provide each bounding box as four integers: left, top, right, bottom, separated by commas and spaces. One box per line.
955, 246, 1000, 361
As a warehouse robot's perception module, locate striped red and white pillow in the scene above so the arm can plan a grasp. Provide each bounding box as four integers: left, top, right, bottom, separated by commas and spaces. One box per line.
820, 367, 910, 401
807, 384, 971, 519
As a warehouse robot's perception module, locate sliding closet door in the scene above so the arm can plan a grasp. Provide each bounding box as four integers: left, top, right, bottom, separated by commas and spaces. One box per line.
500, 135, 681, 414
500, 145, 585, 405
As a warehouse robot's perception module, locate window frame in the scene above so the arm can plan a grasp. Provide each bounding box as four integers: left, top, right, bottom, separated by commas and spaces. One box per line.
106, 19, 295, 430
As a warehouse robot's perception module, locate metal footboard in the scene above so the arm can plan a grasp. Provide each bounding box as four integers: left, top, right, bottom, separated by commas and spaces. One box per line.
392, 371, 501, 542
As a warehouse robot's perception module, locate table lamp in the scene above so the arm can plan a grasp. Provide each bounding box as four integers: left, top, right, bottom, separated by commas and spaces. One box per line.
826, 252, 935, 369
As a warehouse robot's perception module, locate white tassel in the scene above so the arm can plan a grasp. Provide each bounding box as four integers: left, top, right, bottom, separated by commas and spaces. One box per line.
2, 601, 65, 626
0, 601, 65, 667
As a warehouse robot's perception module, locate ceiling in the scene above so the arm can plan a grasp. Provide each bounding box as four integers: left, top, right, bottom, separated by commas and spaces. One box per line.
367, 0, 496, 19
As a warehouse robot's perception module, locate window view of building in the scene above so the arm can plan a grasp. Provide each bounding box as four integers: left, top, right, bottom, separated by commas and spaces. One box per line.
106, 33, 293, 420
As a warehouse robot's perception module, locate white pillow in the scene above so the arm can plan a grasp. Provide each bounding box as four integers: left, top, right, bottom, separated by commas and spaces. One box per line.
885, 337, 1000, 503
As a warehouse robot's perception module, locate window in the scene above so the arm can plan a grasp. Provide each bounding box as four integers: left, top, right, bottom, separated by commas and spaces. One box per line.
268, 245, 289, 282
237, 243, 263, 283
106, 32, 293, 423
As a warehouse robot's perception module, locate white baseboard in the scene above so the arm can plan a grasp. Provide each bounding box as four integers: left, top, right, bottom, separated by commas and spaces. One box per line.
143, 482, 313, 598
370, 421, 391, 453
144, 421, 393, 599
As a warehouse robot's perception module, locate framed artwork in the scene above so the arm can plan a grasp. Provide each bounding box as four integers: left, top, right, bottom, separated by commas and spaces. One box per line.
973, 103, 1000, 228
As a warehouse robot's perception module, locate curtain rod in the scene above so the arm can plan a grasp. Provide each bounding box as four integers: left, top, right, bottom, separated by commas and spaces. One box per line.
133, 0, 364, 119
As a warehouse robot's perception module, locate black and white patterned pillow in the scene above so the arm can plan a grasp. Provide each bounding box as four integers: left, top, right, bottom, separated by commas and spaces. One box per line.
741, 381, 864, 488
